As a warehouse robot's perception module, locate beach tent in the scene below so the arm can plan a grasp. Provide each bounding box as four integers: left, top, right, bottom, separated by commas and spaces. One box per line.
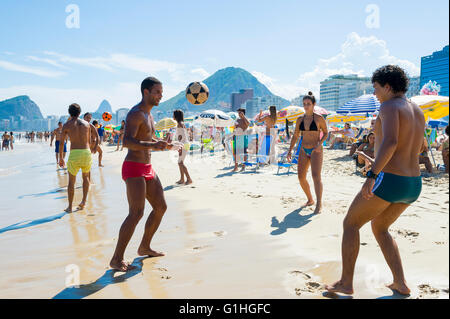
336, 94, 380, 115
411, 95, 449, 120
155, 118, 177, 131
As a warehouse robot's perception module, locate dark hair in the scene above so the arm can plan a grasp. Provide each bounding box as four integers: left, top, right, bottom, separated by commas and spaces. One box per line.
303, 91, 316, 104
446, 125, 449, 136
367, 132, 375, 140
361, 134, 368, 143
371, 65, 409, 93
173, 109, 184, 123
269, 105, 277, 121
237, 108, 246, 115
92, 120, 98, 125
68, 103, 81, 117
58, 121, 62, 125
141, 77, 162, 95
83, 112, 91, 119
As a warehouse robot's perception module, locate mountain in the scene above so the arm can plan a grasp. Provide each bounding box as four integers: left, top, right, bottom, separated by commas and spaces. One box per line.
157, 67, 290, 113
0, 95, 44, 120
95, 99, 113, 114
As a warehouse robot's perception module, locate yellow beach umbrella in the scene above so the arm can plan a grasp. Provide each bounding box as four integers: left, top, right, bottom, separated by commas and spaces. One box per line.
277, 105, 305, 124
410, 95, 449, 120
326, 113, 367, 123
155, 118, 177, 131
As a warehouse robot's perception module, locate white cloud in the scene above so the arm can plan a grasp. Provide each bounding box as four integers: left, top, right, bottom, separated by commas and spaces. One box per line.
191, 68, 210, 79
26, 56, 68, 69
0, 60, 66, 78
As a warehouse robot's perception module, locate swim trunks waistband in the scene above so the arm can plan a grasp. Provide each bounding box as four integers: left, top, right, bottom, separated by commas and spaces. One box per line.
55, 140, 67, 153
372, 172, 422, 204
122, 161, 156, 181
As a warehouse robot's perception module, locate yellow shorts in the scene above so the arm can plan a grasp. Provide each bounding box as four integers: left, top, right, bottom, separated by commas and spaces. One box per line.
67, 149, 92, 176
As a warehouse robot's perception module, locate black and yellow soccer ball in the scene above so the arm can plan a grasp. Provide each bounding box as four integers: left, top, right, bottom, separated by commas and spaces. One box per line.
185, 82, 209, 105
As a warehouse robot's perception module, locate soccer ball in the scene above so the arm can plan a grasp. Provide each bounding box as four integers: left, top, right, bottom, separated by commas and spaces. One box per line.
102, 112, 112, 122
186, 82, 209, 105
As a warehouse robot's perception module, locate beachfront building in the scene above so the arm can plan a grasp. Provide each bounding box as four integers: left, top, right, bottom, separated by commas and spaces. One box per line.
406, 76, 421, 98
291, 94, 306, 106
420, 45, 449, 97
243, 95, 286, 118
115, 108, 130, 125
320, 74, 372, 111
231, 89, 253, 112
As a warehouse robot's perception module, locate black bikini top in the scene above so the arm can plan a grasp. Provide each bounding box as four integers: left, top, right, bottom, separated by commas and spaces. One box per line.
299, 114, 318, 131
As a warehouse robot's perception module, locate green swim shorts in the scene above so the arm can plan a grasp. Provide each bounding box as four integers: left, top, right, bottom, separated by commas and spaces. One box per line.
372, 172, 422, 204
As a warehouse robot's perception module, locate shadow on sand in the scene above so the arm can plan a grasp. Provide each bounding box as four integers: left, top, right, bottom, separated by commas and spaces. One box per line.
0, 211, 68, 234
53, 257, 150, 299
270, 208, 315, 235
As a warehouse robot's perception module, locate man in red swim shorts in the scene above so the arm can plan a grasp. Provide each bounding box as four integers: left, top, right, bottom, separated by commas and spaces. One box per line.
110, 77, 177, 272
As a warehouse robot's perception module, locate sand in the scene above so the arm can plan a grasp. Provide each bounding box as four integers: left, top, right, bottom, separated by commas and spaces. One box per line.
0, 139, 448, 299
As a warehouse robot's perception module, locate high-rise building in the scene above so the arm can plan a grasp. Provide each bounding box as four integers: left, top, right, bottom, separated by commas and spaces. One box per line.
420, 45, 449, 96
319, 74, 372, 111
244, 95, 286, 118
406, 76, 421, 98
116, 108, 130, 125
231, 89, 253, 112
291, 94, 306, 106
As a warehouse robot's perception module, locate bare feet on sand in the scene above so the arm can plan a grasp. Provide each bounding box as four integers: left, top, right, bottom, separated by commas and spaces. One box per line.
99, 164, 104, 167
387, 282, 411, 295
109, 259, 135, 272
314, 204, 322, 214
304, 200, 315, 207
185, 179, 193, 185
137, 247, 165, 257
176, 180, 185, 185
325, 281, 354, 295
64, 206, 72, 213
77, 201, 86, 210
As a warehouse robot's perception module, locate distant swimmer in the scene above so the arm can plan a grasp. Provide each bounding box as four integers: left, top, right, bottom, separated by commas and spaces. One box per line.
287, 92, 328, 214
110, 77, 178, 272
326, 65, 425, 296
59, 104, 94, 213
50, 122, 68, 166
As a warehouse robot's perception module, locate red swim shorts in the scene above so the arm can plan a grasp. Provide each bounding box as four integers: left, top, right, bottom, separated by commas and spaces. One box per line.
122, 161, 156, 181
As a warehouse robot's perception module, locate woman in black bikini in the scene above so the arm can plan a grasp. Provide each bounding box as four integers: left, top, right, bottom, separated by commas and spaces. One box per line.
287, 92, 328, 214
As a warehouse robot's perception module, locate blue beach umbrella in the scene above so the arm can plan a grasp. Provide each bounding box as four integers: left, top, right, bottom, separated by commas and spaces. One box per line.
337, 94, 381, 115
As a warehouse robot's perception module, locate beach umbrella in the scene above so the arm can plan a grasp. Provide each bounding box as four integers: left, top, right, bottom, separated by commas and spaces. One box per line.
314, 106, 330, 116
277, 106, 305, 124
155, 118, 177, 131
104, 124, 114, 131
227, 112, 239, 120
336, 94, 380, 115
197, 109, 233, 127
184, 117, 195, 123
427, 119, 448, 128
411, 95, 449, 120
326, 113, 367, 123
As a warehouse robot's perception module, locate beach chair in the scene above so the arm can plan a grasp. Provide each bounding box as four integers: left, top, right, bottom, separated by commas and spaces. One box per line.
277, 137, 302, 175
244, 133, 277, 171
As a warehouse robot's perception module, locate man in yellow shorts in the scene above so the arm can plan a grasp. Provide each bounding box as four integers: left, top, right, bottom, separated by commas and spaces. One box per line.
59, 103, 95, 213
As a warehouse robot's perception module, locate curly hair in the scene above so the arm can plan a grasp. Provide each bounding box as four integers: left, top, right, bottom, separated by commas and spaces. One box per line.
371, 65, 409, 94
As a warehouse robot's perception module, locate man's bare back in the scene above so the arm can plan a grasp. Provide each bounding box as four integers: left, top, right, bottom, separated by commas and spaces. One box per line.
63, 118, 91, 150
374, 97, 425, 177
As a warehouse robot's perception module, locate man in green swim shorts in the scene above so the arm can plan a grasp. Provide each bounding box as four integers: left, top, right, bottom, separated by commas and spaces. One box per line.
59, 103, 95, 213
326, 65, 425, 296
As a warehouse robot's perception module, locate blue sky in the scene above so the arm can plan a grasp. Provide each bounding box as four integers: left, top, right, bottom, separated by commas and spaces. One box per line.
0, 0, 448, 116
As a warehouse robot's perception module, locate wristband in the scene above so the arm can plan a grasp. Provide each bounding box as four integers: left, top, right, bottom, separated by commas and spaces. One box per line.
366, 170, 378, 179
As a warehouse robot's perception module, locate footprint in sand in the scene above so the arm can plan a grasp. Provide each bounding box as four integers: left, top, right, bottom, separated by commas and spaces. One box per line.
157, 267, 168, 272
418, 284, 440, 295
192, 245, 211, 250
247, 194, 263, 199
214, 231, 227, 237
160, 276, 172, 280
295, 282, 324, 296
395, 229, 419, 240
289, 270, 311, 280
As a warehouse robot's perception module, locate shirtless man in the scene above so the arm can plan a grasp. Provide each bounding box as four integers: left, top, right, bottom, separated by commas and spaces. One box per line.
50, 122, 68, 165
2, 132, 10, 151
59, 104, 94, 213
256, 106, 278, 164
326, 65, 425, 296
83, 113, 103, 167
110, 77, 178, 272
233, 108, 250, 172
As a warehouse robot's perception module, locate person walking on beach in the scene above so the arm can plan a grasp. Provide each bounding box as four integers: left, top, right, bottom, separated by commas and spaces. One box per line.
2, 132, 10, 151
59, 104, 93, 213
116, 120, 126, 151
83, 113, 103, 168
110, 77, 178, 272
50, 122, 68, 166
326, 65, 425, 296
256, 105, 278, 164
287, 92, 328, 214
9, 132, 14, 150
232, 108, 250, 172
173, 109, 193, 185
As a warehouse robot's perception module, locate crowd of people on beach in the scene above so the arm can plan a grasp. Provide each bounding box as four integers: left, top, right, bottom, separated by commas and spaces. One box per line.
4, 64, 449, 298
